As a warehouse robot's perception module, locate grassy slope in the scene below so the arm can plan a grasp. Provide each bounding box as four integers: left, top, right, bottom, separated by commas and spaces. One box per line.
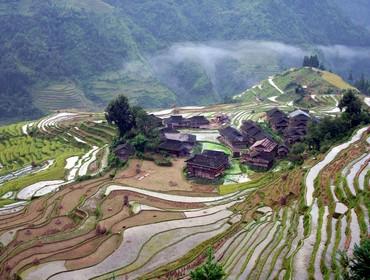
235, 67, 354, 103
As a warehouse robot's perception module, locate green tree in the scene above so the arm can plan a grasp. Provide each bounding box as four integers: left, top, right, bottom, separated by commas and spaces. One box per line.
303, 56, 310, 67
350, 239, 370, 280
105, 95, 136, 137
339, 238, 370, 280
339, 90, 362, 116
190, 248, 225, 280
348, 71, 353, 82
129, 133, 148, 153
310, 55, 320, 68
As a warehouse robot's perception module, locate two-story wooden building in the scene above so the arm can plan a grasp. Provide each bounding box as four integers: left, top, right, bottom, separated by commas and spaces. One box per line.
240, 120, 268, 145
186, 150, 229, 179
218, 126, 248, 157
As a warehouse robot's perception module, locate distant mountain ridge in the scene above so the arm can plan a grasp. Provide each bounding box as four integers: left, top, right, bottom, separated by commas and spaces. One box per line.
331, 0, 370, 30
0, 0, 369, 123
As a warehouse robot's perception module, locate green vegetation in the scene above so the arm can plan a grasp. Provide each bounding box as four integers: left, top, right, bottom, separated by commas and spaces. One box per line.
0, 147, 84, 197
353, 74, 370, 96
1, 1, 370, 123
105, 94, 161, 162
306, 90, 370, 152
0, 123, 83, 176
339, 238, 370, 280
191, 248, 225, 280
201, 142, 232, 156
236, 68, 354, 105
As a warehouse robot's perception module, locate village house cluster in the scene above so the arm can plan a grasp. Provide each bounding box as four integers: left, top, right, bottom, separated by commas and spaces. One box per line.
119, 108, 312, 180
158, 115, 210, 157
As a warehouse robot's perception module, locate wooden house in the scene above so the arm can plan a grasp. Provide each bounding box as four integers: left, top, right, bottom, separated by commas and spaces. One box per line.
284, 127, 306, 145
163, 133, 197, 145
277, 145, 289, 158
163, 115, 189, 128
158, 140, 192, 157
159, 127, 180, 135
113, 143, 135, 161
250, 138, 278, 154
148, 114, 164, 128
188, 116, 210, 129
163, 115, 210, 129
213, 114, 230, 125
242, 150, 275, 170
240, 120, 268, 145
266, 108, 289, 133
288, 109, 311, 125
186, 150, 229, 179
218, 126, 248, 157
266, 108, 286, 121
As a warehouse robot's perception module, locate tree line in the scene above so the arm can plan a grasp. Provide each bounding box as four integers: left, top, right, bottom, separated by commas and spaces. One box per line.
349, 72, 370, 96
302, 55, 325, 70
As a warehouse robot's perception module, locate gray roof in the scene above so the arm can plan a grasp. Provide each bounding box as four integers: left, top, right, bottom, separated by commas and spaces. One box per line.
288, 109, 310, 119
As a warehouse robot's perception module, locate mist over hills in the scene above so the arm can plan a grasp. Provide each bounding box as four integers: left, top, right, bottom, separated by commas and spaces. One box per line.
1, 0, 370, 123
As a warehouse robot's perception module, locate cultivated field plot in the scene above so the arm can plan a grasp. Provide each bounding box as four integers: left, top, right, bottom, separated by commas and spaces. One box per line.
0, 92, 369, 279
0, 113, 114, 206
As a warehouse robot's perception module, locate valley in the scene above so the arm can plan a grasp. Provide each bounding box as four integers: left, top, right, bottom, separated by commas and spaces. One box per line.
1, 0, 370, 124
0, 68, 369, 279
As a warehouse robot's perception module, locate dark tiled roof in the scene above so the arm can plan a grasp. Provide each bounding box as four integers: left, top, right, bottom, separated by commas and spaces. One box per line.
164, 115, 185, 124
284, 128, 306, 137
272, 116, 289, 125
149, 114, 163, 124
219, 126, 245, 141
186, 150, 229, 169
164, 133, 196, 143
160, 127, 180, 134
247, 150, 274, 162
113, 143, 134, 153
159, 140, 189, 152
114, 143, 135, 160
241, 120, 258, 131
202, 150, 227, 157
267, 108, 287, 119
188, 116, 210, 124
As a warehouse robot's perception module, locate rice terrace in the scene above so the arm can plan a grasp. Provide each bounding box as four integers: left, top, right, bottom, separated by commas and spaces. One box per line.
0, 65, 368, 280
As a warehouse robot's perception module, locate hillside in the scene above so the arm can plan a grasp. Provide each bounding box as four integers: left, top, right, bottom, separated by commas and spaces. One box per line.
0, 89, 369, 279
332, 0, 370, 30
1, 0, 370, 123
235, 67, 356, 108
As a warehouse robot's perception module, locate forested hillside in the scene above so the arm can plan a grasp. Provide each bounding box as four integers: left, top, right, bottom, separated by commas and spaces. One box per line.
332, 0, 370, 30
1, 0, 370, 123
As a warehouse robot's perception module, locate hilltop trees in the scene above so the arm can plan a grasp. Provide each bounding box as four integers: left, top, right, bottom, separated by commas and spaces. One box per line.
303, 55, 320, 68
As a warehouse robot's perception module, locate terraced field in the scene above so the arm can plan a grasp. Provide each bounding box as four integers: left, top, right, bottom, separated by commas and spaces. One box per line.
234, 68, 354, 114
0, 113, 115, 207
0, 90, 369, 279
31, 82, 96, 112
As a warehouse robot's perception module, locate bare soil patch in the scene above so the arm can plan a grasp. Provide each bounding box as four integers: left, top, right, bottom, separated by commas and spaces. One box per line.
111, 210, 185, 233
65, 234, 122, 270
114, 159, 213, 193
15, 217, 74, 243
107, 190, 205, 210
46, 235, 107, 263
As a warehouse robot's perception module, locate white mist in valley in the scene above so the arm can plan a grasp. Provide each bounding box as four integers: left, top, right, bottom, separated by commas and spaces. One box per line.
148, 40, 370, 100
